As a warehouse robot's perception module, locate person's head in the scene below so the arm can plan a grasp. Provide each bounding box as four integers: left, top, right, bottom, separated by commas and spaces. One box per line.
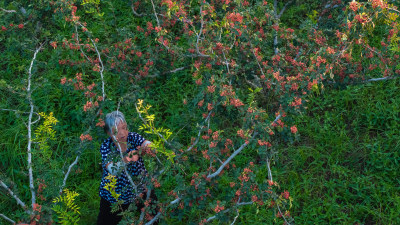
104, 111, 129, 144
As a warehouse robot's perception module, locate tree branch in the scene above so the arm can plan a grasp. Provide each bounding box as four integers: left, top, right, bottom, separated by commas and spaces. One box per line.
277, 0, 294, 19
59, 155, 79, 194
361, 76, 397, 83
77, 22, 106, 100
0, 213, 15, 224
144, 197, 180, 225
186, 111, 212, 152
0, 109, 41, 126
195, 4, 210, 57
146, 66, 188, 78
206, 201, 253, 222
27, 43, 44, 209
131, 1, 144, 17
74, 25, 92, 63
207, 132, 258, 179
265, 152, 291, 225
112, 134, 139, 194
150, 0, 160, 28
0, 180, 27, 211
139, 188, 152, 223
222, 50, 231, 74
0, 8, 16, 13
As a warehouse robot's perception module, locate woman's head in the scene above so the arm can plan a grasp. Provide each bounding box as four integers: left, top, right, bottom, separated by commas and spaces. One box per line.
104, 111, 129, 143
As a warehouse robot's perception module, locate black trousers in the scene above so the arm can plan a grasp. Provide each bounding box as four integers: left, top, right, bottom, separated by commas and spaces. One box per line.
97, 190, 159, 225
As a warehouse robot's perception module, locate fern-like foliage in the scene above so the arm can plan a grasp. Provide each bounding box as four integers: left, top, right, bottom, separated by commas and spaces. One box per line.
136, 99, 175, 162
104, 174, 121, 201
246, 87, 262, 107
33, 112, 58, 159
52, 189, 80, 225
81, 0, 104, 17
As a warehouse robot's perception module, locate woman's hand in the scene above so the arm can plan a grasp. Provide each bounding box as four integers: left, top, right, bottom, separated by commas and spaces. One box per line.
124, 150, 139, 163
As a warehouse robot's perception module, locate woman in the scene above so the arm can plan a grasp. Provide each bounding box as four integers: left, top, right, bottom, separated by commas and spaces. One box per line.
97, 111, 158, 225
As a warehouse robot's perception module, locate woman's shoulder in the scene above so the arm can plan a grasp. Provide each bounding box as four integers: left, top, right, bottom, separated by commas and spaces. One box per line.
128, 131, 141, 139
128, 131, 145, 145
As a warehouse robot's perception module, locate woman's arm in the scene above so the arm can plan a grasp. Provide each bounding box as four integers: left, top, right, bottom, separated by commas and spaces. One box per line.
124, 140, 151, 162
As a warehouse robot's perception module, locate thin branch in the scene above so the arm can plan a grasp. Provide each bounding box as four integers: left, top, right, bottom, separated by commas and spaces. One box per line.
222, 50, 231, 74
265, 152, 291, 225
277, 0, 293, 19
0, 109, 41, 126
0, 214, 15, 224
316, 2, 340, 28
90, 39, 105, 100
277, 204, 290, 225
206, 201, 253, 222
361, 76, 397, 83
266, 158, 273, 182
186, 110, 212, 152
237, 201, 253, 206
363, 44, 389, 71
145, 211, 162, 225
0, 180, 27, 211
146, 66, 188, 78
74, 25, 92, 63
207, 132, 258, 179
249, 47, 265, 88
131, 1, 144, 17
251, 49, 265, 79
139, 189, 152, 222
388, 6, 400, 14
59, 155, 79, 194
272, 0, 293, 55
272, 114, 282, 124
113, 134, 138, 194
326, 76, 400, 85
0, 8, 16, 13
145, 197, 180, 225
27, 43, 44, 209
150, 0, 160, 27
77, 22, 106, 100
230, 208, 239, 225
195, 4, 209, 57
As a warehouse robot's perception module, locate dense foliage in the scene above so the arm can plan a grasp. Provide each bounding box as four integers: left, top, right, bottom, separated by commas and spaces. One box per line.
0, 0, 399, 224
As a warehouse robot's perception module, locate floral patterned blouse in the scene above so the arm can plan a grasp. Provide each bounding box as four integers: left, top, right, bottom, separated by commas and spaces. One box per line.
99, 132, 147, 204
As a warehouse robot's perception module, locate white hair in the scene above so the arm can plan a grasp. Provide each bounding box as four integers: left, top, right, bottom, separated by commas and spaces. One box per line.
104, 111, 126, 134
